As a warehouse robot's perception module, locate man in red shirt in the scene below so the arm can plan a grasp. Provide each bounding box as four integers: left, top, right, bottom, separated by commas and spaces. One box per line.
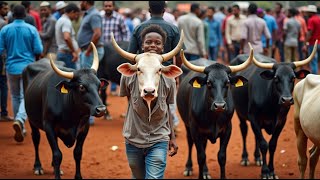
303, 5, 320, 74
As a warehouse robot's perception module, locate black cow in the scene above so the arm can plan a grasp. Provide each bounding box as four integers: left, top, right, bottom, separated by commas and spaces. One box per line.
230, 44, 317, 179
97, 41, 131, 120
177, 48, 253, 179
22, 43, 108, 179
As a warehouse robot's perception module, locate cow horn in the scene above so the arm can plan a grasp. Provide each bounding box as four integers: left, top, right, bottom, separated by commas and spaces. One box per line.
49, 53, 74, 79
111, 32, 137, 62
293, 40, 318, 68
161, 30, 184, 62
90, 42, 99, 71
180, 49, 205, 73
252, 43, 274, 69
229, 43, 254, 73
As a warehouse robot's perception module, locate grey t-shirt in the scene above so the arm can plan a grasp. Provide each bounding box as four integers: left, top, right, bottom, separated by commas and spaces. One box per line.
55, 14, 78, 51
119, 74, 176, 148
283, 17, 301, 47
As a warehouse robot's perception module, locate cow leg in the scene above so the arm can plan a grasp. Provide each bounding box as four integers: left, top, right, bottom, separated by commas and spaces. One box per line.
202, 140, 211, 179
73, 124, 89, 179
44, 125, 62, 179
254, 137, 262, 166
192, 131, 207, 179
239, 117, 250, 166
248, 115, 269, 179
218, 123, 232, 179
30, 123, 44, 175
267, 119, 286, 179
100, 88, 112, 120
50, 137, 64, 176
309, 146, 320, 179
294, 117, 308, 179
183, 126, 193, 177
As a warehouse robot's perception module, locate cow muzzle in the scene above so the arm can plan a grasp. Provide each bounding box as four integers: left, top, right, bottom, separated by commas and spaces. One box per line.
279, 96, 294, 106
94, 105, 106, 117
143, 88, 156, 100
211, 102, 226, 112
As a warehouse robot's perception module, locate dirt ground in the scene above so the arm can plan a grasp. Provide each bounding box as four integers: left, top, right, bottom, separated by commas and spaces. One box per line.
0, 88, 320, 179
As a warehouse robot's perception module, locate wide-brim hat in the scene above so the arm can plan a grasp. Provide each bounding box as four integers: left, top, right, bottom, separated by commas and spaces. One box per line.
40, 1, 50, 7
305, 5, 317, 13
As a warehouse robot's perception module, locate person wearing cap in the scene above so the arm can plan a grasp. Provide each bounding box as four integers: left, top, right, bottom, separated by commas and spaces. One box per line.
77, 1, 105, 124
39, 1, 57, 59
0, 5, 43, 143
53, 1, 67, 20
303, 5, 320, 74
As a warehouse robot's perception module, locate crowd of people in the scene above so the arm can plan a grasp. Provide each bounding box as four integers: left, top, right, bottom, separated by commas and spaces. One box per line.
0, 1, 320, 178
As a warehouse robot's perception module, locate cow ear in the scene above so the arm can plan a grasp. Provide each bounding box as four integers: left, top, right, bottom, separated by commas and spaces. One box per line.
260, 70, 275, 80
295, 69, 310, 79
55, 81, 71, 94
99, 78, 109, 90
161, 65, 182, 78
117, 63, 137, 77
229, 75, 248, 87
189, 76, 206, 88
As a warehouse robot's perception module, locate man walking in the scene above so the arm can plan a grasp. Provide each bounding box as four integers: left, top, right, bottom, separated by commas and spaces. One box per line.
0, 5, 43, 142
77, 1, 104, 125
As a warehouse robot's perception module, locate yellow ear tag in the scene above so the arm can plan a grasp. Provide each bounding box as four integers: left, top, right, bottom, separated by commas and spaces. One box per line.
193, 79, 201, 88
235, 79, 244, 87
61, 85, 68, 94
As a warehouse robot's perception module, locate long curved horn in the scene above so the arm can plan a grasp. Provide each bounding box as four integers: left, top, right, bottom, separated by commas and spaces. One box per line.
111, 32, 137, 62
229, 43, 254, 73
180, 49, 205, 73
161, 30, 184, 62
293, 40, 318, 68
90, 42, 99, 71
49, 53, 74, 79
252, 44, 274, 69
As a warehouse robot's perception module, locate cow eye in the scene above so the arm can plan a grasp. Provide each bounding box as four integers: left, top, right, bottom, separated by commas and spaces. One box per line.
79, 84, 86, 92
137, 68, 140, 72
207, 81, 212, 88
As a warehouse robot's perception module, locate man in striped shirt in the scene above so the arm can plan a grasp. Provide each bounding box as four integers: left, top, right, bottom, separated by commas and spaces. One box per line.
101, 1, 130, 118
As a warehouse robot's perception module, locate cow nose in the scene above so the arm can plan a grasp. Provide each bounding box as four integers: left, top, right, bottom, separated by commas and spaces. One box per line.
280, 96, 294, 106
95, 105, 106, 117
213, 102, 226, 112
144, 88, 155, 95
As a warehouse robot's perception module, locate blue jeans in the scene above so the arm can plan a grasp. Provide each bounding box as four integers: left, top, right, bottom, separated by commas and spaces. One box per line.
80, 46, 105, 124
208, 46, 219, 61
184, 53, 201, 61
80, 46, 104, 69
6, 74, 27, 125
126, 141, 168, 179
309, 45, 320, 74
57, 51, 76, 69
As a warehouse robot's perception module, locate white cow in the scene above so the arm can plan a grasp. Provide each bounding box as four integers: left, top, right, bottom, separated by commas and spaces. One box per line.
293, 43, 320, 179
110, 31, 184, 118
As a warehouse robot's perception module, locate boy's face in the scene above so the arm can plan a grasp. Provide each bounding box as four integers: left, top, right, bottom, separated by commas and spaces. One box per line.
142, 32, 164, 54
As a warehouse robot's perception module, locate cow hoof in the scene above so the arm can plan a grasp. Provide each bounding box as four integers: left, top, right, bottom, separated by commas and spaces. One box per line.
34, 168, 44, 175
183, 169, 193, 176
203, 172, 212, 179
240, 159, 250, 166
255, 159, 263, 166
268, 172, 279, 179
104, 114, 112, 120
60, 170, 64, 175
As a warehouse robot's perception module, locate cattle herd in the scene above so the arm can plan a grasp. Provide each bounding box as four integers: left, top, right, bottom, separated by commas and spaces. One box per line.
20, 35, 320, 179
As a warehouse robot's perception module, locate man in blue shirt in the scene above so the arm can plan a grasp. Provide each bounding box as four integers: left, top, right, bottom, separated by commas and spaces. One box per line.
0, 5, 43, 143
205, 6, 223, 61
257, 8, 278, 57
